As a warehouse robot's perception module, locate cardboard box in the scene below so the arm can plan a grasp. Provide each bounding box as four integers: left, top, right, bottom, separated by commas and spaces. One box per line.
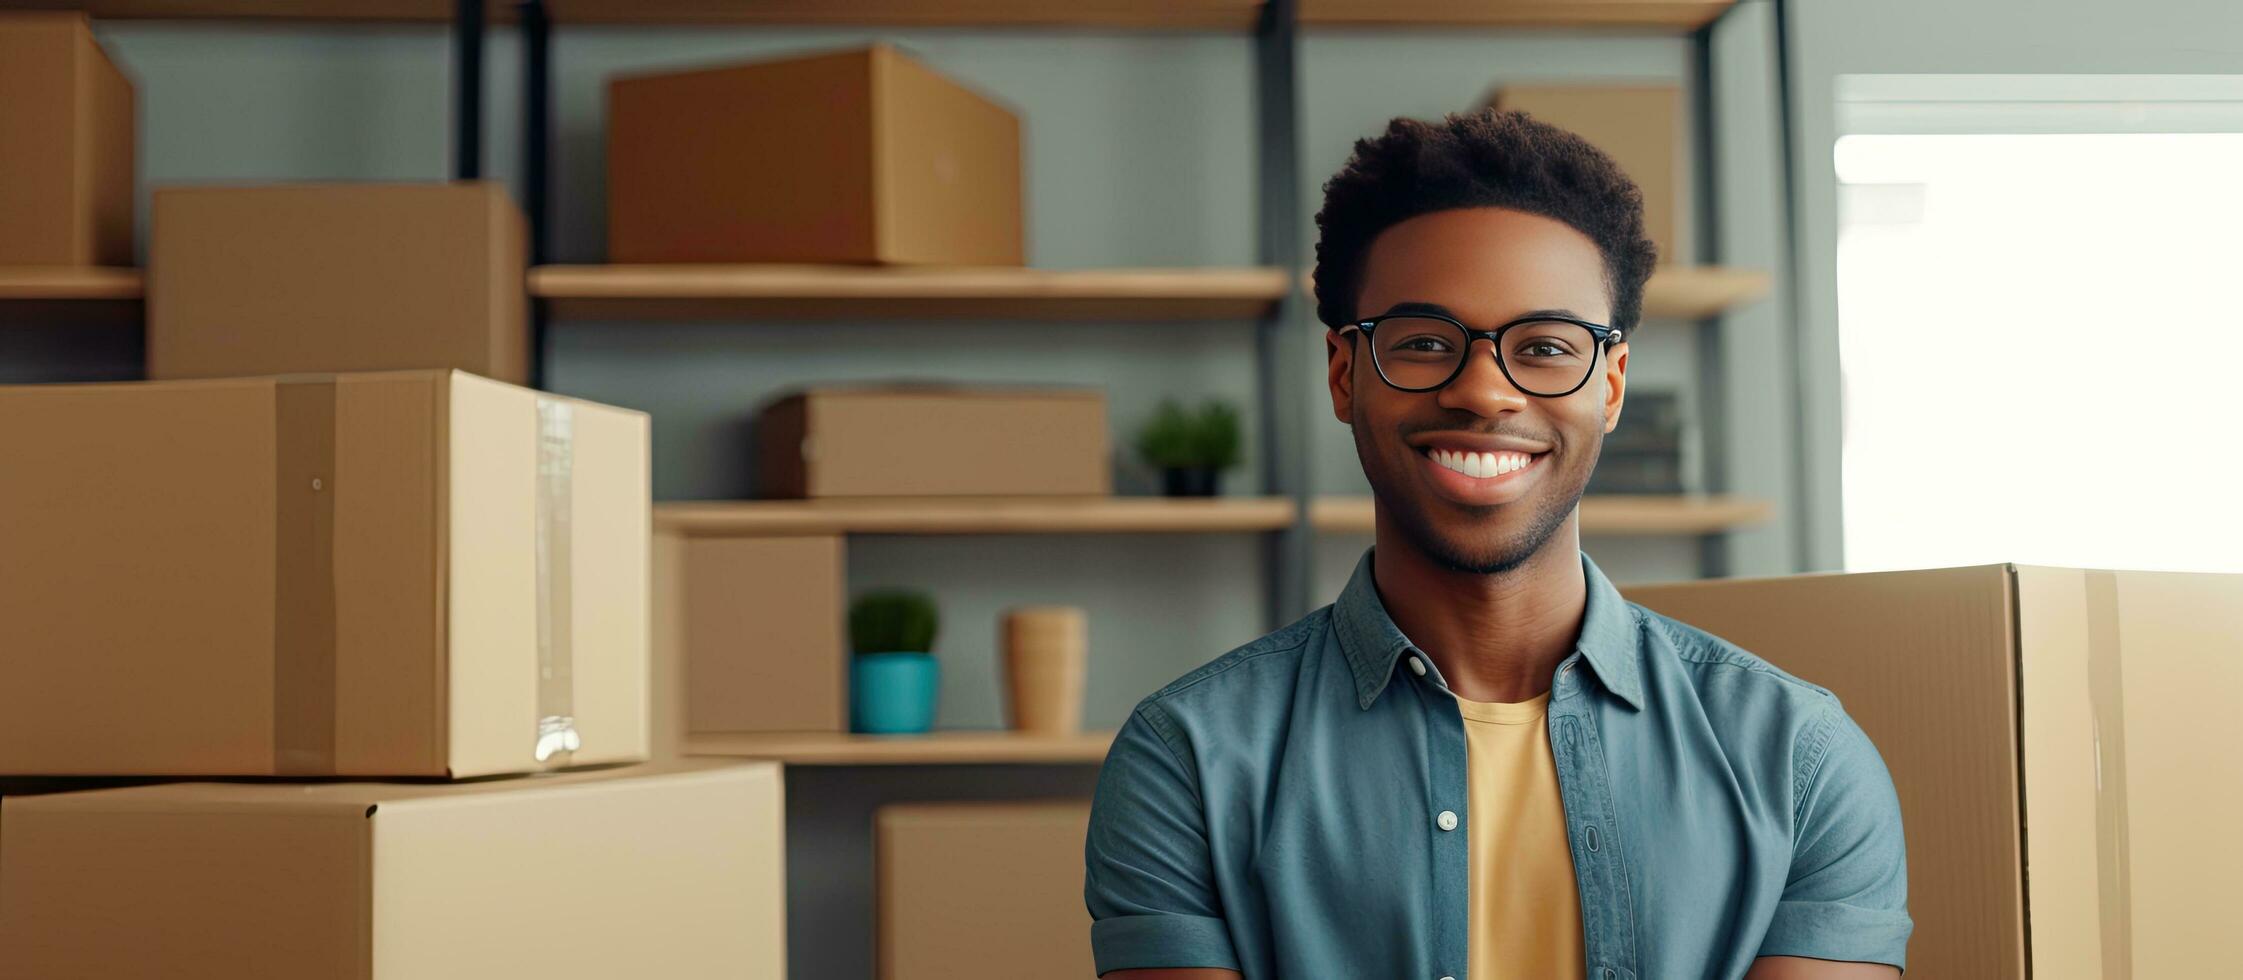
1491, 84, 1689, 265
0, 12, 134, 267
0, 761, 786, 979
0, 369, 650, 777
878, 799, 1093, 980
758, 383, 1108, 498
608, 42, 1024, 265
687, 534, 850, 736
1621, 563, 2243, 979
148, 181, 529, 384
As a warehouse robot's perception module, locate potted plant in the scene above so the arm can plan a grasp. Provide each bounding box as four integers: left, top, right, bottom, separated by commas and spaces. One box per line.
848, 589, 941, 734
1134, 397, 1242, 497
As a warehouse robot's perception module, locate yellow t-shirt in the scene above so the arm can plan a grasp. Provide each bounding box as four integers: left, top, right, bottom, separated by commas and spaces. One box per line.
1456, 689, 1586, 980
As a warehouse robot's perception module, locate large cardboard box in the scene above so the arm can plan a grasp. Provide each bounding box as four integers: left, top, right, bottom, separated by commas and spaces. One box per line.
0, 761, 786, 979
758, 383, 1108, 498
1491, 84, 1689, 266
608, 42, 1024, 265
0, 12, 134, 267
1621, 563, 2243, 979
0, 370, 650, 777
877, 799, 1093, 980
148, 181, 529, 384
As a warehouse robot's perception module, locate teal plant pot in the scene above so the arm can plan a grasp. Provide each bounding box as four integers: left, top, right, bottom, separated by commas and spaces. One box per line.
851, 651, 939, 734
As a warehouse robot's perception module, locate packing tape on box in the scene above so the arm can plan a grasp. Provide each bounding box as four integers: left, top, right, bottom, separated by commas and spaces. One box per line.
274, 379, 338, 776
2085, 568, 2134, 979
532, 396, 580, 765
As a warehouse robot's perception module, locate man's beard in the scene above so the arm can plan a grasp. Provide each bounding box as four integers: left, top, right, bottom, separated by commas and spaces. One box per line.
1357, 429, 1596, 577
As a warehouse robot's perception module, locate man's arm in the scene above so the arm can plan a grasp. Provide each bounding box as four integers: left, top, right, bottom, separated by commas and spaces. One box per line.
1752, 698, 1914, 972
1085, 705, 1244, 976
1744, 956, 1900, 979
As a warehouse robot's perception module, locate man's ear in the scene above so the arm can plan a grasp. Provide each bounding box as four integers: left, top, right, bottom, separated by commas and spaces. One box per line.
1601, 341, 1628, 433
1327, 328, 1356, 425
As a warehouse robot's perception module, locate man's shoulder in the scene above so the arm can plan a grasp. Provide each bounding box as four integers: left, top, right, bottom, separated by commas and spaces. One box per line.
1130, 604, 1332, 723
1629, 602, 1852, 731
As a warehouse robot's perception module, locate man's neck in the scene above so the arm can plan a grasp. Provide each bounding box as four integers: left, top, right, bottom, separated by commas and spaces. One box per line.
1370, 516, 1586, 705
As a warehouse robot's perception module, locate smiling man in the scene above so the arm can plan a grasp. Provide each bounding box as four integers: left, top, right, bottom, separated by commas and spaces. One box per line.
1083, 110, 1911, 980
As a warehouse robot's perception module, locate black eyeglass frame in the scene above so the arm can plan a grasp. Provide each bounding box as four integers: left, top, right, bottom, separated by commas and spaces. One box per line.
1343, 312, 1626, 397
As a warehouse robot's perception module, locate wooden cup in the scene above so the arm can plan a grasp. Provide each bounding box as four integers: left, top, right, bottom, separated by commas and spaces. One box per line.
1001, 605, 1087, 734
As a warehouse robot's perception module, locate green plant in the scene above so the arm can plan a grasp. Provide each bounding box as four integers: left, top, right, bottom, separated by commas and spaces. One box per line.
848, 589, 939, 655
1134, 397, 1242, 471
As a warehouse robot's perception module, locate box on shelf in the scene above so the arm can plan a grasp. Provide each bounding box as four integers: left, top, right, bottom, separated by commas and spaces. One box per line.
1621, 563, 2243, 979
608, 42, 1024, 265
0, 369, 650, 778
757, 383, 1108, 498
0, 12, 134, 267
877, 799, 1093, 980
0, 761, 785, 979
674, 534, 850, 741
148, 181, 528, 384
1489, 84, 1689, 266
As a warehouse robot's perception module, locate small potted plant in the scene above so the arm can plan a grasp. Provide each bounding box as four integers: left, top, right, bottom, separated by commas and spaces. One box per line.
848, 589, 941, 734
1134, 397, 1242, 497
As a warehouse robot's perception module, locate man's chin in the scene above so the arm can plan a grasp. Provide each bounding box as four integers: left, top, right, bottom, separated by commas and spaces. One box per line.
1384, 486, 1578, 577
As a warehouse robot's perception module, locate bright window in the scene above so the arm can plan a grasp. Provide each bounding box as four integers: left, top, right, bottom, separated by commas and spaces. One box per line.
1835, 90, 2243, 574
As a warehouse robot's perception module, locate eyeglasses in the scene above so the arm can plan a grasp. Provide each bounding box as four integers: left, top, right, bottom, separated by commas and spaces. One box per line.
1342, 311, 1624, 397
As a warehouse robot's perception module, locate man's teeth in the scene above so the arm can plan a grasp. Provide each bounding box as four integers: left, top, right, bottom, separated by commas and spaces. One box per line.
1430, 448, 1534, 478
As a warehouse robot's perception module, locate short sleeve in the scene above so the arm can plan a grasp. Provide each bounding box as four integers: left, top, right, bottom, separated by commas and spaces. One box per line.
1084, 702, 1242, 976
1757, 699, 1915, 971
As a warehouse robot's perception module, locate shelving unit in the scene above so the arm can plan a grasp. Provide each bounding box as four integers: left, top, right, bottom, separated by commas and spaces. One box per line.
0, 267, 142, 301
688, 729, 1118, 766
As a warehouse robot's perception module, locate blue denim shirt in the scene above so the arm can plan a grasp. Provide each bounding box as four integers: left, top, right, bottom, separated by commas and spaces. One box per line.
1085, 546, 1911, 979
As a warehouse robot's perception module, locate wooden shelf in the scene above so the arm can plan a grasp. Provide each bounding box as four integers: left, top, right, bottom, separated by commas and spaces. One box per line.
1300, 1, 1734, 30
657, 495, 1299, 536
686, 729, 1117, 766
1310, 493, 1773, 535
0, 267, 142, 302
49, 1, 1732, 31
1641, 266, 1771, 320
531, 264, 1290, 321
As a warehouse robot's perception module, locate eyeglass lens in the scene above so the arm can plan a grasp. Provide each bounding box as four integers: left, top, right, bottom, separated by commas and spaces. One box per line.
1369, 316, 1600, 394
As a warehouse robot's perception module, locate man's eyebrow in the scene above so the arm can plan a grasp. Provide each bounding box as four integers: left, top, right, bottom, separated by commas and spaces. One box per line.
1369, 301, 1588, 321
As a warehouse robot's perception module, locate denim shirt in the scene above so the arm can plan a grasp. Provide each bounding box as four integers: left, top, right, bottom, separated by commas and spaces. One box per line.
1085, 546, 1911, 979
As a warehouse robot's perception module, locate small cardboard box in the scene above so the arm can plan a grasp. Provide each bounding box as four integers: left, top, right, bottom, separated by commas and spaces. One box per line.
758, 383, 1108, 498
0, 761, 786, 979
148, 181, 529, 384
608, 42, 1024, 265
0, 370, 650, 777
681, 534, 850, 737
877, 799, 1093, 980
1622, 563, 2243, 979
0, 12, 134, 267
1491, 84, 1689, 265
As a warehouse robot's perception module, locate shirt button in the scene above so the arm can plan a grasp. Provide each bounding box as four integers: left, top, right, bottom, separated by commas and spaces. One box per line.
1436, 809, 1458, 831
1407, 655, 1427, 677
1440, 976, 1457, 980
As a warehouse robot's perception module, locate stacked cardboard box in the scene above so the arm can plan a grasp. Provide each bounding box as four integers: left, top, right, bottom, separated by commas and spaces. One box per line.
1623, 563, 2243, 978
877, 799, 1095, 980
0, 12, 134, 269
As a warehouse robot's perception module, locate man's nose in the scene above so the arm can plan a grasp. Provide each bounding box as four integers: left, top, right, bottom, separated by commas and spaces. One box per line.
1435, 338, 1532, 416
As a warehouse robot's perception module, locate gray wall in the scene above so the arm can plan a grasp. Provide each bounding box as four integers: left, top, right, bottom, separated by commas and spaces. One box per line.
27, 15, 1802, 977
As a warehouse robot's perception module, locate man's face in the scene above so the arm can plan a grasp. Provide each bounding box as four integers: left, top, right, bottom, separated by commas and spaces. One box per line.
1326, 206, 1629, 576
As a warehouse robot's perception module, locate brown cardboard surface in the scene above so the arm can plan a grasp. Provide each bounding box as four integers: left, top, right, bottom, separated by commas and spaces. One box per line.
1492, 85, 1689, 266
147, 181, 528, 384
0, 761, 786, 979
758, 383, 1108, 497
686, 535, 848, 734
877, 798, 1093, 980
0, 12, 135, 266
1622, 562, 2243, 979
0, 370, 649, 777
608, 42, 1023, 265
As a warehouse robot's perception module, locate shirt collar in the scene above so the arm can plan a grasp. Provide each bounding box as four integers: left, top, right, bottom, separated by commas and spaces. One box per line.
1331, 545, 1644, 711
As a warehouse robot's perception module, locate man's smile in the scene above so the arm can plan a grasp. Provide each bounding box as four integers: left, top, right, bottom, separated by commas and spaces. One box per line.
1412, 442, 1552, 505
